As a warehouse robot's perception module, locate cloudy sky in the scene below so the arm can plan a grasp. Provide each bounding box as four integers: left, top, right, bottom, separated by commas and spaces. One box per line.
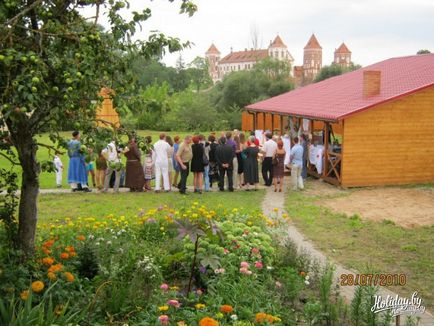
88, 0, 434, 67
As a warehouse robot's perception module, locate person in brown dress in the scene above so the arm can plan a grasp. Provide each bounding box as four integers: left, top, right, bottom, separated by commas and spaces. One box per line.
124, 137, 145, 192
272, 140, 286, 192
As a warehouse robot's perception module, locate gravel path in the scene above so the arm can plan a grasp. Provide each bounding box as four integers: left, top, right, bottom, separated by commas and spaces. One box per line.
261, 177, 433, 325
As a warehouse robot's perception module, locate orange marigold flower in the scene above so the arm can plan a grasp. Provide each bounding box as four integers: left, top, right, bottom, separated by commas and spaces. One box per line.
64, 272, 75, 282
60, 252, 69, 260
255, 313, 268, 324
76, 235, 85, 241
20, 290, 29, 300
43, 239, 55, 248
42, 247, 51, 255
31, 281, 45, 293
198, 317, 219, 326
219, 305, 233, 313
47, 272, 57, 281
299, 271, 306, 277
65, 246, 75, 253
48, 263, 63, 273
69, 251, 77, 257
42, 257, 54, 266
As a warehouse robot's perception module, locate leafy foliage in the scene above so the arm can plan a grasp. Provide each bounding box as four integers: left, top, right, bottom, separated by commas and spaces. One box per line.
314, 62, 362, 82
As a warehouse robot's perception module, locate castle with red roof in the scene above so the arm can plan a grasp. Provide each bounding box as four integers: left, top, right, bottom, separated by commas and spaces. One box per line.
206, 34, 352, 85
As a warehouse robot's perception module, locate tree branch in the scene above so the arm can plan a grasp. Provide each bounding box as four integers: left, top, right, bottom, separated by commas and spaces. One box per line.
0, 152, 19, 166
3, 0, 44, 27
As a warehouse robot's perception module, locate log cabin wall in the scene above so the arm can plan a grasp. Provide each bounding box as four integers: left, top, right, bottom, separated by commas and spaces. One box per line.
341, 86, 434, 187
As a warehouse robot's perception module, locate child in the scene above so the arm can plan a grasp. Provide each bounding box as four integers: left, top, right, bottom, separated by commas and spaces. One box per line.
53, 152, 63, 188
95, 151, 107, 190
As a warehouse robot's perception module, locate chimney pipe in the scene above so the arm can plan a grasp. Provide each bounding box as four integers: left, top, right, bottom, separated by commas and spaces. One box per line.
363, 70, 381, 97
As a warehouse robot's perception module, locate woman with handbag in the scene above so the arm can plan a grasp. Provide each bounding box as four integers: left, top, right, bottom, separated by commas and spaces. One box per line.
272, 140, 286, 192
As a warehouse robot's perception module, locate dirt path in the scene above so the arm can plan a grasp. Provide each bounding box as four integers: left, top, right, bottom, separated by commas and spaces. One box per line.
261, 178, 434, 325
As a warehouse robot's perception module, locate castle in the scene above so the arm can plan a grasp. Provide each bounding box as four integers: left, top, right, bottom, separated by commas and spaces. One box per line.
206, 34, 352, 86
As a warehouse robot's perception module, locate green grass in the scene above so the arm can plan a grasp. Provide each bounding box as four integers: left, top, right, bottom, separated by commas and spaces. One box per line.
285, 189, 434, 311
0, 130, 213, 189
37, 189, 265, 223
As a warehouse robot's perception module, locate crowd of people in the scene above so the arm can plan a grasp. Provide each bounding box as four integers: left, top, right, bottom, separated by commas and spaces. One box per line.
58, 129, 308, 194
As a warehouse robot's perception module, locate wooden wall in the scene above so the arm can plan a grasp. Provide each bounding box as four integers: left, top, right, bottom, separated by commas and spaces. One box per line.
341, 86, 434, 187
241, 111, 282, 131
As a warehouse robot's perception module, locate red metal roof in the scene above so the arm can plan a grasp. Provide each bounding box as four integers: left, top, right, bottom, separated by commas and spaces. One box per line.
219, 49, 268, 64
246, 54, 434, 121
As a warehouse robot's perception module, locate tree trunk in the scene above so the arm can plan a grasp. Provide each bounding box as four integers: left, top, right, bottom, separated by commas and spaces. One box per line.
13, 132, 40, 256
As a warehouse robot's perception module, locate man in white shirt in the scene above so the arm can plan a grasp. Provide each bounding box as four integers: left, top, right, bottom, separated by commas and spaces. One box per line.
261, 132, 277, 186
153, 133, 171, 192
102, 139, 121, 193
53, 152, 63, 188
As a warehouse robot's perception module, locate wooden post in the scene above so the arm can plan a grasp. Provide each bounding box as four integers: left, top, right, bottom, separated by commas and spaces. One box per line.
263, 112, 266, 130
280, 115, 284, 135
323, 122, 329, 178
271, 113, 275, 133
395, 315, 400, 326
253, 112, 257, 130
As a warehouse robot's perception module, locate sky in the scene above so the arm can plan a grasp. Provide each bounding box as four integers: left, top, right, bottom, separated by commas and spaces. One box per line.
85, 0, 434, 68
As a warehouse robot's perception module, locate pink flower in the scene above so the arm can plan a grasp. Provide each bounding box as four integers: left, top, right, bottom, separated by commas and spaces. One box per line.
240, 261, 249, 268
223, 248, 230, 254
158, 315, 169, 325
167, 299, 181, 308
254, 261, 263, 269
160, 283, 169, 291
251, 247, 260, 255
240, 267, 252, 275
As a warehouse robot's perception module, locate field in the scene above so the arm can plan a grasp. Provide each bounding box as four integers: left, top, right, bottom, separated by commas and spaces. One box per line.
285, 179, 434, 311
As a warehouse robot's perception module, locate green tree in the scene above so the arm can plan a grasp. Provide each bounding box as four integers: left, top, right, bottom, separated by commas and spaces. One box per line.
417, 49, 431, 54
314, 62, 361, 82
186, 56, 212, 91
0, 0, 197, 255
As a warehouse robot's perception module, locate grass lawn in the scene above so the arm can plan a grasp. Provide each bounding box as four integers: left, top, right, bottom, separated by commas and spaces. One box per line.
285, 188, 434, 311
37, 189, 265, 223
0, 130, 213, 189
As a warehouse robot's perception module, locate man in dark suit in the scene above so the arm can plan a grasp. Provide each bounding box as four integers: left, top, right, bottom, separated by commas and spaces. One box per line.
215, 137, 235, 192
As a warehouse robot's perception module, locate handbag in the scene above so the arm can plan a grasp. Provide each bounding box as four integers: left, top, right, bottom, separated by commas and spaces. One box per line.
272, 156, 279, 166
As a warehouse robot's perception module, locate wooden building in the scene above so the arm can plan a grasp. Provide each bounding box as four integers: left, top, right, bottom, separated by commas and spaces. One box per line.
95, 88, 120, 128
245, 54, 434, 187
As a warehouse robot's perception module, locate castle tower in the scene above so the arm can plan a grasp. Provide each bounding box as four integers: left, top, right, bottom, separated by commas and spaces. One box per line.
205, 43, 221, 83
334, 42, 352, 68
303, 34, 322, 81
268, 35, 294, 68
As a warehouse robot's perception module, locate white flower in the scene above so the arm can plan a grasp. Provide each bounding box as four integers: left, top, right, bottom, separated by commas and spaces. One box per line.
266, 266, 273, 270
88, 234, 95, 240
230, 314, 238, 321
106, 241, 112, 245
95, 242, 100, 246
304, 280, 310, 286
305, 275, 310, 281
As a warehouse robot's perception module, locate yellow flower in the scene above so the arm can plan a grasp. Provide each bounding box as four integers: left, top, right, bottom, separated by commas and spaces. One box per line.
215, 312, 224, 319
158, 305, 169, 311
20, 290, 29, 300
47, 272, 57, 281
247, 221, 253, 226
64, 272, 75, 282
54, 304, 64, 315
273, 208, 279, 212
31, 281, 45, 293
170, 286, 179, 291
177, 322, 187, 326
195, 303, 206, 309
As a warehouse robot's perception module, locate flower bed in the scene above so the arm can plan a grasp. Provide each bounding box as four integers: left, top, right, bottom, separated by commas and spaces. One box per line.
0, 202, 395, 325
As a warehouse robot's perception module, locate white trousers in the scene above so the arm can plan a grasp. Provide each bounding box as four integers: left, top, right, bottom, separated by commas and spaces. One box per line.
56, 171, 62, 186
155, 162, 170, 190
291, 164, 304, 190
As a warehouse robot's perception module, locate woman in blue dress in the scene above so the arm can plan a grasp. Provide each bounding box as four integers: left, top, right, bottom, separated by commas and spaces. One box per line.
67, 131, 91, 192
